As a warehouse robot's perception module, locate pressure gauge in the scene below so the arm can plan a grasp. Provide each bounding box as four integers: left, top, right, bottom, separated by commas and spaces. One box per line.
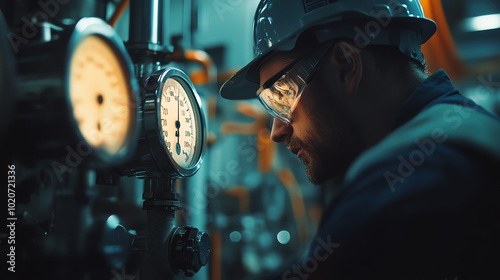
121, 68, 206, 178
11, 18, 139, 166
159, 75, 200, 169
69, 35, 134, 157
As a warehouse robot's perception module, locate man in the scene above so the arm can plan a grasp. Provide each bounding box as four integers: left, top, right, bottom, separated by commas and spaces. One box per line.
220, 0, 500, 279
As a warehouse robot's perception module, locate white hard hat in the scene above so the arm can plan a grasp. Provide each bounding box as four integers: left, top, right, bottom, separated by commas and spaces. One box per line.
220, 0, 437, 100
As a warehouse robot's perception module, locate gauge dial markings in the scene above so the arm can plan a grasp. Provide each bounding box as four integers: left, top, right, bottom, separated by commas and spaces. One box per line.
159, 77, 199, 169
69, 35, 134, 156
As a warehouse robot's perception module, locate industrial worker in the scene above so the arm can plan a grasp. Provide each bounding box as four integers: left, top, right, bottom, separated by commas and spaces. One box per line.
220, 0, 500, 279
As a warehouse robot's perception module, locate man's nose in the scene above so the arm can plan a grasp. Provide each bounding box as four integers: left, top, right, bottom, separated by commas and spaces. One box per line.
270, 117, 292, 142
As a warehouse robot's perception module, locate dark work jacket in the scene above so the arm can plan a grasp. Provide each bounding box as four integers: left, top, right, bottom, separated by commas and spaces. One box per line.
282, 70, 500, 280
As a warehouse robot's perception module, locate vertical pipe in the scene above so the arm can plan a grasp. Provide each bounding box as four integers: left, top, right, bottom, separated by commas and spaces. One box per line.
128, 0, 171, 81
142, 177, 177, 280
145, 207, 176, 279
184, 166, 209, 280
128, 0, 165, 45
53, 169, 91, 279
182, 0, 192, 49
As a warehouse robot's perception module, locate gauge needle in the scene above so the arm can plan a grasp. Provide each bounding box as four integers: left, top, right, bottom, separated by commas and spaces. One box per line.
94, 93, 104, 146
175, 92, 181, 155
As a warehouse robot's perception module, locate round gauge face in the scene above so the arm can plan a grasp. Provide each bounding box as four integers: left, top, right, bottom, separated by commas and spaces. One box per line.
69, 35, 135, 157
159, 77, 200, 169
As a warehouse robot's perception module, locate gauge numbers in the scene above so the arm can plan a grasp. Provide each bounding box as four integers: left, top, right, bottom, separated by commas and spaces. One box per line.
160, 77, 198, 169
69, 35, 135, 156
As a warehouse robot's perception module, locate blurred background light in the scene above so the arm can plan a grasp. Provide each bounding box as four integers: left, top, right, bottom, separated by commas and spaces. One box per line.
229, 231, 242, 242
106, 214, 120, 229
277, 230, 290, 245
462, 13, 500, 32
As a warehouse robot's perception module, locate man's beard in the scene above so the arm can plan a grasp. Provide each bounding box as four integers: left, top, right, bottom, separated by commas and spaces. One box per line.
286, 125, 344, 185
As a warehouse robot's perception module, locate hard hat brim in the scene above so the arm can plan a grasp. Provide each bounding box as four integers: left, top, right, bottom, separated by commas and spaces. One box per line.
219, 36, 299, 100
220, 17, 436, 100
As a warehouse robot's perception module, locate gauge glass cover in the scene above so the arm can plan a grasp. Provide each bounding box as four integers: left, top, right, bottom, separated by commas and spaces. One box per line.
69, 35, 135, 156
159, 77, 200, 169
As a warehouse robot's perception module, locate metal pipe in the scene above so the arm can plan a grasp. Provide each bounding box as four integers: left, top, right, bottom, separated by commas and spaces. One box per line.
141, 176, 210, 279
183, 0, 192, 49
128, 0, 164, 45
142, 177, 177, 280
127, 0, 172, 80
108, 0, 130, 27
145, 207, 176, 279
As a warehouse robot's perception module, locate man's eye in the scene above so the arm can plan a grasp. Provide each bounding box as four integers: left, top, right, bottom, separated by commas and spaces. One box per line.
274, 76, 290, 89
271, 87, 285, 98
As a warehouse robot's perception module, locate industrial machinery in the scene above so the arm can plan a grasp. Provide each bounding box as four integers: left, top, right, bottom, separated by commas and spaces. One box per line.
1, 1, 210, 279
120, 67, 209, 279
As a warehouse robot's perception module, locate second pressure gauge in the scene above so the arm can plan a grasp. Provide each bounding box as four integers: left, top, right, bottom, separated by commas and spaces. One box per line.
69, 34, 135, 157
10, 17, 140, 166
122, 68, 206, 178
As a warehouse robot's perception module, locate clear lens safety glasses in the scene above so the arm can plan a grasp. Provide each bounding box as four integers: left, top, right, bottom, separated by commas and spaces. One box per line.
256, 42, 333, 123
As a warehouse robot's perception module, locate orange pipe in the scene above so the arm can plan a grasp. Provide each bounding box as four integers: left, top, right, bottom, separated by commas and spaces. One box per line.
211, 231, 222, 280
220, 102, 276, 173
108, 0, 130, 27
225, 186, 250, 212
217, 69, 239, 84
172, 49, 216, 85
278, 168, 309, 243
420, 0, 466, 79
257, 129, 275, 173
308, 204, 323, 229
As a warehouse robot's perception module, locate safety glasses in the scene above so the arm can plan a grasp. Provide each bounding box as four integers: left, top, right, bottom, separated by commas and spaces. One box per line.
256, 42, 333, 124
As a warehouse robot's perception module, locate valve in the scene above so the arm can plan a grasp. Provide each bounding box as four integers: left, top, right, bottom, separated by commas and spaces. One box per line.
171, 226, 211, 277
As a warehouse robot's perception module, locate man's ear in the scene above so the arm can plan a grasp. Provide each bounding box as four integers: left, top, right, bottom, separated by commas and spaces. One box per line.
329, 41, 363, 94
